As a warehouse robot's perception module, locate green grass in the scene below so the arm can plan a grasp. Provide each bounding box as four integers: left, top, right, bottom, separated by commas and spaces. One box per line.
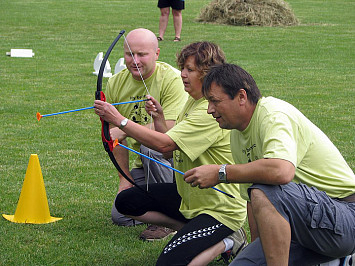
0, 0, 354, 265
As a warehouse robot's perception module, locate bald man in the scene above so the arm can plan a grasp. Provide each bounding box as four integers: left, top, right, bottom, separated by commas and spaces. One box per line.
105, 28, 187, 240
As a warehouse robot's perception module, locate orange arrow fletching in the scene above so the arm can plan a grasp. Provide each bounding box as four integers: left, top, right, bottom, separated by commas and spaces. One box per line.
113, 139, 119, 148
36, 112, 42, 121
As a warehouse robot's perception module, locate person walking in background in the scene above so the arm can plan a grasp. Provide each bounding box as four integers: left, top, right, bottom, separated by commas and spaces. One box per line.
157, 0, 184, 42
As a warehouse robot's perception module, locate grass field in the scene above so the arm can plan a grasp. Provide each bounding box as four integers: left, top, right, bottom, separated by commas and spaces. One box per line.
0, 0, 354, 265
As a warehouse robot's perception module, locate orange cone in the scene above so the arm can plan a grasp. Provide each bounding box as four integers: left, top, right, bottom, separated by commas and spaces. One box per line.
2, 154, 62, 224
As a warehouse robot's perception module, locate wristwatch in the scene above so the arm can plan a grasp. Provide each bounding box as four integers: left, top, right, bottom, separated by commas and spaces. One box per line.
119, 118, 129, 129
218, 164, 228, 183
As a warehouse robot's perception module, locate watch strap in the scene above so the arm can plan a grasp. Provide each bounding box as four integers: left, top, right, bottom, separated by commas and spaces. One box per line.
119, 118, 129, 129
219, 164, 228, 183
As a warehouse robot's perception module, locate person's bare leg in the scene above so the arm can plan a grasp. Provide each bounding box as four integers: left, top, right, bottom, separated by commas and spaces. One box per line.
172, 9, 182, 39
110, 128, 134, 191
250, 189, 290, 266
127, 211, 185, 231
112, 140, 134, 192
159, 7, 170, 39
188, 241, 225, 266
247, 201, 259, 242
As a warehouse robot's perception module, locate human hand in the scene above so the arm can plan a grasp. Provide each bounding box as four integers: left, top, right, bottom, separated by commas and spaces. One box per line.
184, 165, 220, 189
110, 127, 127, 143
145, 95, 164, 119
94, 100, 124, 126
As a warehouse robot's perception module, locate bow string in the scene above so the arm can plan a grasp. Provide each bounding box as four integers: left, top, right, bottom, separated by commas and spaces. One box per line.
95, 30, 146, 192
122, 33, 153, 190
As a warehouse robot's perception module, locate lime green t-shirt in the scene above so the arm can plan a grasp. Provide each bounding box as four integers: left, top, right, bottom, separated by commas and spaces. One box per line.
231, 97, 355, 201
106, 61, 187, 168
166, 96, 247, 231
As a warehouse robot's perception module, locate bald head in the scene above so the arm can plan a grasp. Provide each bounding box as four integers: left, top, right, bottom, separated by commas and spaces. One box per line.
123, 28, 160, 80
124, 28, 159, 51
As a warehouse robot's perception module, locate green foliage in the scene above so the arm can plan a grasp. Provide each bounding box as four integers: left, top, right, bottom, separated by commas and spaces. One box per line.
0, 0, 353, 265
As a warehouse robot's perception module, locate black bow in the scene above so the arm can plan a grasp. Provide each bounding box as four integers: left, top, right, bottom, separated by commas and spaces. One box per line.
95, 30, 145, 193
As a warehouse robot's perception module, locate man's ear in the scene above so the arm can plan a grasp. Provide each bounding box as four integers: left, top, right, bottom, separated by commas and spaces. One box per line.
238, 89, 248, 105
155, 48, 160, 60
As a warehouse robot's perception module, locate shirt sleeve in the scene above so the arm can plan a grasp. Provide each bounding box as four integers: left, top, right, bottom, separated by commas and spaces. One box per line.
167, 105, 220, 162
259, 112, 300, 166
159, 75, 187, 121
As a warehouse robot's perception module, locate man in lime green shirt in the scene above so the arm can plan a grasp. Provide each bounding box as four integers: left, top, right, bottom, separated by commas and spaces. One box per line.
185, 63, 355, 265
106, 28, 187, 237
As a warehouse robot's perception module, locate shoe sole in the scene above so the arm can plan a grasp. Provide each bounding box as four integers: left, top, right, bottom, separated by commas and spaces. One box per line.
142, 231, 177, 242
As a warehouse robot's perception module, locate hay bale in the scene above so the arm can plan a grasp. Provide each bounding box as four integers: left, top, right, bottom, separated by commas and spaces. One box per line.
197, 0, 299, 26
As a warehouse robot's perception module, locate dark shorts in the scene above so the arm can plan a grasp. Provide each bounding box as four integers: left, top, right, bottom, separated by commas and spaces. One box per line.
231, 182, 355, 265
116, 183, 186, 222
158, 0, 185, 10
111, 145, 175, 226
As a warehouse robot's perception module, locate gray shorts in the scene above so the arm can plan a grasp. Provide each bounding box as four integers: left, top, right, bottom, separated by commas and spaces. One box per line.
231, 182, 355, 265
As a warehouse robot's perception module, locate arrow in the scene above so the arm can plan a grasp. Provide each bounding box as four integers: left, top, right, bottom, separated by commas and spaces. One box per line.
114, 140, 235, 198
36, 99, 148, 121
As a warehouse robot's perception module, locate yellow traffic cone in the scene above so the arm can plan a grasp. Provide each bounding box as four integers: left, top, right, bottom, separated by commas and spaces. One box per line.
2, 154, 62, 224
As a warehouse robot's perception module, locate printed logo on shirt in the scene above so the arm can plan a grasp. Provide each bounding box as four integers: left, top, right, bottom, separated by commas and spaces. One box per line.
242, 144, 257, 162
174, 151, 183, 163
128, 95, 149, 124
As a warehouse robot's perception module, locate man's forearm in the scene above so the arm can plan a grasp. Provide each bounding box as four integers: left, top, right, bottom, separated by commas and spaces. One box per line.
226, 158, 295, 185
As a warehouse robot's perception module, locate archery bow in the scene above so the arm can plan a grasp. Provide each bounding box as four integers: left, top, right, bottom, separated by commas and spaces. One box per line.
95, 30, 146, 192
95, 32, 233, 199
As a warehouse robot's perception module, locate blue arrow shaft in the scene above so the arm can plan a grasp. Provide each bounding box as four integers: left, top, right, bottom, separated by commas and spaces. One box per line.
41, 99, 147, 118
118, 143, 234, 198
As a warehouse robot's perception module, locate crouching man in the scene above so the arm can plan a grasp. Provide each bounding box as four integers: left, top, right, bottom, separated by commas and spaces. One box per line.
185, 63, 355, 265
